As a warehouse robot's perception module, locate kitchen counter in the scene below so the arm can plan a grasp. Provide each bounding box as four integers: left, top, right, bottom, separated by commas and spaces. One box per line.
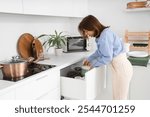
0, 51, 149, 98
0, 51, 92, 95
38, 51, 92, 68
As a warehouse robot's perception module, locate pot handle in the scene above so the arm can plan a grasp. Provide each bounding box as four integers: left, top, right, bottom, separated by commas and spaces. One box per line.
0, 65, 3, 68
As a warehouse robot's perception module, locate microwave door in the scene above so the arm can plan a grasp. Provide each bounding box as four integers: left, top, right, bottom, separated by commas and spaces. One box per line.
69, 39, 86, 51
69, 39, 83, 49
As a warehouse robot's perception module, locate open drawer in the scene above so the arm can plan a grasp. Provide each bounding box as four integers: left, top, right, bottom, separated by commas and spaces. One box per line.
60, 60, 106, 100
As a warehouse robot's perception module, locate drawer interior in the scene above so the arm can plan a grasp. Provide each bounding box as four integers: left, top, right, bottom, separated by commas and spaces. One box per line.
60, 60, 89, 79
60, 60, 100, 100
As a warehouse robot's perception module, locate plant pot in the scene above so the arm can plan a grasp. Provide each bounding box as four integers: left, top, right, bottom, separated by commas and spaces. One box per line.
55, 48, 63, 56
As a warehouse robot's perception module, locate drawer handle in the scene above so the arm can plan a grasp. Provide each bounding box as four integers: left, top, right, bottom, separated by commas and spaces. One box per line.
36, 75, 48, 81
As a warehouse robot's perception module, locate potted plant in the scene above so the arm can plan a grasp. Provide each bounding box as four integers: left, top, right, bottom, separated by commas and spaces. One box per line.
37, 30, 66, 56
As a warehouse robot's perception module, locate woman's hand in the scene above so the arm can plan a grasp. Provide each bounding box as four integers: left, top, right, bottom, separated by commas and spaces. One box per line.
82, 59, 92, 67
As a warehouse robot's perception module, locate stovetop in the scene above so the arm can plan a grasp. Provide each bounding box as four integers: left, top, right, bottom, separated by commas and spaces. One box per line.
2, 63, 56, 82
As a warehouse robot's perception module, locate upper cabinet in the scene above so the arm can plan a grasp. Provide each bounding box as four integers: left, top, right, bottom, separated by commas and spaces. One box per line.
72, 0, 88, 17
0, 0, 23, 14
23, 0, 72, 17
0, 0, 88, 17
23, 0, 88, 17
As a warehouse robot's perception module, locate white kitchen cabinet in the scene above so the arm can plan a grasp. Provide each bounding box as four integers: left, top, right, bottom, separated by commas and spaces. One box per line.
0, 0, 23, 14
0, 90, 15, 100
60, 60, 107, 100
37, 88, 60, 100
0, 0, 88, 17
23, 0, 65, 16
72, 0, 88, 17
129, 65, 150, 100
23, 0, 88, 17
15, 68, 60, 100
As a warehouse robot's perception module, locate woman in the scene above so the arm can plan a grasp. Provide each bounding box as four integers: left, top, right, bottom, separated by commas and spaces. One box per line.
78, 15, 133, 100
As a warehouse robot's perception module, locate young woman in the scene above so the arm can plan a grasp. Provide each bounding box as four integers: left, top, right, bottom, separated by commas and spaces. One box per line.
78, 15, 133, 100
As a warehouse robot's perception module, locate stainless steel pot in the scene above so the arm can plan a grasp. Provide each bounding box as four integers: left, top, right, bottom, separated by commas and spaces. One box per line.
0, 57, 34, 78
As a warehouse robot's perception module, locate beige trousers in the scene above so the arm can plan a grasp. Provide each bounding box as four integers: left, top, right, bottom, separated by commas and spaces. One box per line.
111, 53, 133, 100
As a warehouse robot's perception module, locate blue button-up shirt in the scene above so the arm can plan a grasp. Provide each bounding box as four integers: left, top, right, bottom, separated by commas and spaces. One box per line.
87, 28, 125, 67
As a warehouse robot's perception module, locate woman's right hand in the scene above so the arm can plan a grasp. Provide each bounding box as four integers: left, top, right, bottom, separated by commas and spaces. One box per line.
82, 59, 91, 66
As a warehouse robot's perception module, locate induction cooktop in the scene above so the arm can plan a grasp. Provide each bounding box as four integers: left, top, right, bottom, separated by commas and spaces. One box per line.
2, 63, 56, 82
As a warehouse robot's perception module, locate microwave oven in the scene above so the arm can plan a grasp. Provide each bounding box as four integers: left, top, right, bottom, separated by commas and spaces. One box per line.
63, 36, 88, 53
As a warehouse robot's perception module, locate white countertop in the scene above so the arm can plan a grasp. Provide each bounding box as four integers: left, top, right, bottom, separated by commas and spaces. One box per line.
0, 51, 92, 94
38, 51, 92, 68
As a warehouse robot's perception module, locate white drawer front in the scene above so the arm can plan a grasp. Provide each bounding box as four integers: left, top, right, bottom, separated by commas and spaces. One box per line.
0, 90, 15, 100
16, 69, 59, 100
61, 66, 104, 100
61, 76, 86, 99
15, 81, 37, 99
37, 88, 60, 100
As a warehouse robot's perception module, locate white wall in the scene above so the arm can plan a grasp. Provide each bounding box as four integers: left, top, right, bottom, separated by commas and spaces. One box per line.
88, 0, 150, 38
0, 13, 81, 60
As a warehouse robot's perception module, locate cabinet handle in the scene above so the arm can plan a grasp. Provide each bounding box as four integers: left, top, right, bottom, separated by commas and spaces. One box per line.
36, 75, 48, 81
104, 65, 107, 89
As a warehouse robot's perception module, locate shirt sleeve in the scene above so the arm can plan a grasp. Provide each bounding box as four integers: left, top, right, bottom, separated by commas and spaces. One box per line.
87, 32, 113, 67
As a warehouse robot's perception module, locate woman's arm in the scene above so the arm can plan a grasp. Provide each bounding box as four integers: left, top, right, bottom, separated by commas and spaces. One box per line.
87, 32, 113, 67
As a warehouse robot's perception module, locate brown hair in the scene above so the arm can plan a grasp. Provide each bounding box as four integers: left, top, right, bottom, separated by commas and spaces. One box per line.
78, 15, 109, 38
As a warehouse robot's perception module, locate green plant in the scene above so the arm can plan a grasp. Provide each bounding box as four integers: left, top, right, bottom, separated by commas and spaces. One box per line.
37, 30, 66, 51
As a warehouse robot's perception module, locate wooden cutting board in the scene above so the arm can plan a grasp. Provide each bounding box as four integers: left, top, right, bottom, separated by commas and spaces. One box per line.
17, 33, 34, 59
32, 39, 43, 60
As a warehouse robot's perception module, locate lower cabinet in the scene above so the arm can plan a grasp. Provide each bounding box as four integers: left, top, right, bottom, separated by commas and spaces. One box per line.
0, 90, 15, 100
37, 88, 60, 100
60, 60, 108, 100
129, 65, 150, 100
15, 68, 60, 100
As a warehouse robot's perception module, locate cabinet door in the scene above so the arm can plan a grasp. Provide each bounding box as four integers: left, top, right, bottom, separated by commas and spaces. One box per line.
23, 0, 52, 15
23, 0, 88, 17
23, 0, 73, 17
72, 0, 88, 17
15, 80, 37, 99
0, 0, 22, 13
130, 66, 150, 100
0, 90, 15, 100
35, 69, 60, 99
60, 61, 109, 100
37, 88, 60, 100
16, 68, 60, 100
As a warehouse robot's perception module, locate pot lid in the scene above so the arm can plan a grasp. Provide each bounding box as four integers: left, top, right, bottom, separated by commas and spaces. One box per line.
0, 59, 27, 64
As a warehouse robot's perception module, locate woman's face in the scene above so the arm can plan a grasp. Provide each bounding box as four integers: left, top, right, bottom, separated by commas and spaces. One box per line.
83, 30, 95, 39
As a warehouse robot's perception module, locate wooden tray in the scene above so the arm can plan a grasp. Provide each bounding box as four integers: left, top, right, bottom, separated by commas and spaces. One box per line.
127, 1, 147, 9
32, 39, 43, 60
17, 33, 34, 59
